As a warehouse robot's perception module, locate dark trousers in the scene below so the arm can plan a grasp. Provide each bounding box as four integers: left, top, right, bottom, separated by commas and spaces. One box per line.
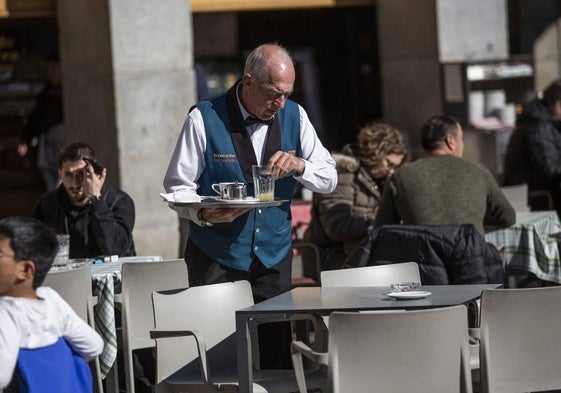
185, 239, 293, 368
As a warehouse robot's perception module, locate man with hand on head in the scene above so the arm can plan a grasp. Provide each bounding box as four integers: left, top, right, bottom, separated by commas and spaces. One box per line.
31, 142, 136, 259
164, 43, 337, 302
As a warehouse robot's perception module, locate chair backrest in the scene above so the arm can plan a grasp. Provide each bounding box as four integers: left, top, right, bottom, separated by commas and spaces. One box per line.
151, 280, 254, 383
119, 259, 188, 393
328, 306, 472, 393
479, 287, 561, 393
320, 262, 421, 287
44, 265, 93, 321
500, 184, 529, 212
120, 259, 188, 350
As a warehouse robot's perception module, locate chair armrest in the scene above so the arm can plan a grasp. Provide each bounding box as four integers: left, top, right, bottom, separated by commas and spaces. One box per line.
291, 340, 328, 393
248, 312, 328, 369
150, 329, 210, 383
468, 327, 480, 370
468, 327, 480, 342
291, 341, 328, 366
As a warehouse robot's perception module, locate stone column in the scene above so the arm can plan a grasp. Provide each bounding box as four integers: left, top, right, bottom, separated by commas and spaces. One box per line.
377, 0, 442, 154
57, 0, 195, 258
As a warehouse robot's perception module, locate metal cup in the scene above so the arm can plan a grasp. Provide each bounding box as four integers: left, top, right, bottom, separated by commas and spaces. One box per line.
211, 181, 247, 200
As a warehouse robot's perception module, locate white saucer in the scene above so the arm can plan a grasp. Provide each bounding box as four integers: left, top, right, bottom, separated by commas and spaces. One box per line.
385, 291, 432, 300
218, 197, 260, 204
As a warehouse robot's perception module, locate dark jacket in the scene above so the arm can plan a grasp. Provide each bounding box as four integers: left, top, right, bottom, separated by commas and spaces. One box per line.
32, 185, 136, 258
504, 98, 561, 211
345, 224, 504, 285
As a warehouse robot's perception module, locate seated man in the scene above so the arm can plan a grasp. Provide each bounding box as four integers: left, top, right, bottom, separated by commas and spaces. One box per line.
0, 216, 104, 392
504, 79, 561, 215
375, 114, 515, 235
32, 142, 136, 258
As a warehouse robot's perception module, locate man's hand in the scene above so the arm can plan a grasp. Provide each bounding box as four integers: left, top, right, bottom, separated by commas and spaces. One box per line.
83, 160, 106, 198
267, 151, 305, 179
199, 207, 252, 224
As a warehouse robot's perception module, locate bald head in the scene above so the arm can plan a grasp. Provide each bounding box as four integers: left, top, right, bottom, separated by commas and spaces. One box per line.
240, 43, 296, 121
243, 43, 295, 84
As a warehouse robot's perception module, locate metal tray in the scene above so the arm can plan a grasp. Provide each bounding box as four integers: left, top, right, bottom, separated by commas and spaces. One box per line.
166, 197, 289, 209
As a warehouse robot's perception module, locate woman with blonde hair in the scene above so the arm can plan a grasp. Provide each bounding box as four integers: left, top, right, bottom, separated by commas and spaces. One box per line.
302, 122, 409, 281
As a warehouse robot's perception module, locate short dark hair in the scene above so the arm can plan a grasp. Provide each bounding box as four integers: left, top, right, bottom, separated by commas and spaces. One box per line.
542, 79, 561, 108
58, 142, 96, 168
420, 114, 460, 152
0, 216, 58, 289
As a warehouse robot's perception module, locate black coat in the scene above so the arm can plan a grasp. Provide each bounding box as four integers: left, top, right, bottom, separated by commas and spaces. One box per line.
32, 185, 136, 258
345, 224, 504, 285
504, 98, 561, 211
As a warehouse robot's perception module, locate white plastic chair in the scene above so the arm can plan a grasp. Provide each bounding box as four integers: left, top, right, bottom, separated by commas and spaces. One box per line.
500, 184, 529, 212
320, 262, 421, 287
292, 306, 473, 393
318, 262, 421, 332
44, 265, 103, 393
114, 259, 188, 393
478, 287, 561, 393
291, 306, 472, 393
150, 280, 326, 393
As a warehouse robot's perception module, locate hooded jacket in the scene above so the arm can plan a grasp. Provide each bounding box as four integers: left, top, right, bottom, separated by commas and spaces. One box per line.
302, 145, 382, 279
504, 98, 561, 210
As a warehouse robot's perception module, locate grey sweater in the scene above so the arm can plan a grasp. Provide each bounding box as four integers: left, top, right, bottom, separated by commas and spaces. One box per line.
375, 155, 515, 235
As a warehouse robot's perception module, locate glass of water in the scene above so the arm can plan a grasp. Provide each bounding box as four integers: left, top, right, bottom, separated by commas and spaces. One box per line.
53, 234, 70, 267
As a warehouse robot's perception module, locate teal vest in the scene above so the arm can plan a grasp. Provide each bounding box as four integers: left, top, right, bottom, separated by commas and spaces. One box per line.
189, 86, 301, 270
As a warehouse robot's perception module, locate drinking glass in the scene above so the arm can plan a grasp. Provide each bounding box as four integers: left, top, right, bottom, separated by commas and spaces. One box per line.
252, 165, 275, 201
53, 234, 70, 267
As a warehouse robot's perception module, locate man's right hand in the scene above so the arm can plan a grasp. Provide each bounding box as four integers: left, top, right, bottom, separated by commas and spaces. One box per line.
200, 207, 252, 224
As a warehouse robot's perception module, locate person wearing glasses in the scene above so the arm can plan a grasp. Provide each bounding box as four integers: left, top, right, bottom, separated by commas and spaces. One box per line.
375, 114, 515, 235
164, 43, 336, 369
301, 122, 409, 281
164, 43, 336, 302
0, 216, 103, 392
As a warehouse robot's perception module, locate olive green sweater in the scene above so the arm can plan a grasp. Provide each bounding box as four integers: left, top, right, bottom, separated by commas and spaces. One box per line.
375, 155, 516, 235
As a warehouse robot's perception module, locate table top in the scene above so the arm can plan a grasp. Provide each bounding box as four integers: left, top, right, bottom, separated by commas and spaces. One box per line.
237, 284, 500, 316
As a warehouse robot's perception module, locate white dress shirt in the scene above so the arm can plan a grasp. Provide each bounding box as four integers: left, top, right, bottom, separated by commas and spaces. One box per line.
163, 89, 336, 223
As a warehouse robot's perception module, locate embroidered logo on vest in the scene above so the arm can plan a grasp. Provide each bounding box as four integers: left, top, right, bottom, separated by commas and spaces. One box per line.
213, 153, 237, 163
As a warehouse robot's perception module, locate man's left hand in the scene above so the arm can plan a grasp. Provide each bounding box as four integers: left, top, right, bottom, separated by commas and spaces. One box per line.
267, 151, 305, 179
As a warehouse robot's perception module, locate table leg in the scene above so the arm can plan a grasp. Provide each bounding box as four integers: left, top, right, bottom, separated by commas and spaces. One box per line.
236, 313, 253, 393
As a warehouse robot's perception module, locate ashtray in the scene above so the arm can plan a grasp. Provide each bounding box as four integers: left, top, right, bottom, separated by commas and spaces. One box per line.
390, 282, 421, 292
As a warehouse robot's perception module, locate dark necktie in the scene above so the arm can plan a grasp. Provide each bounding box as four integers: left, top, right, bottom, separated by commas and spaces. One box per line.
245, 116, 274, 126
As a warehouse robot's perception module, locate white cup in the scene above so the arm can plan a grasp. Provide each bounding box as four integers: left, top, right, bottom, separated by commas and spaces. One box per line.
53, 234, 70, 267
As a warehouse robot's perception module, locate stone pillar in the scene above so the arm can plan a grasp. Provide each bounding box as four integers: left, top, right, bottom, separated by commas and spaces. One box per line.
57, 0, 195, 258
377, 0, 442, 154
